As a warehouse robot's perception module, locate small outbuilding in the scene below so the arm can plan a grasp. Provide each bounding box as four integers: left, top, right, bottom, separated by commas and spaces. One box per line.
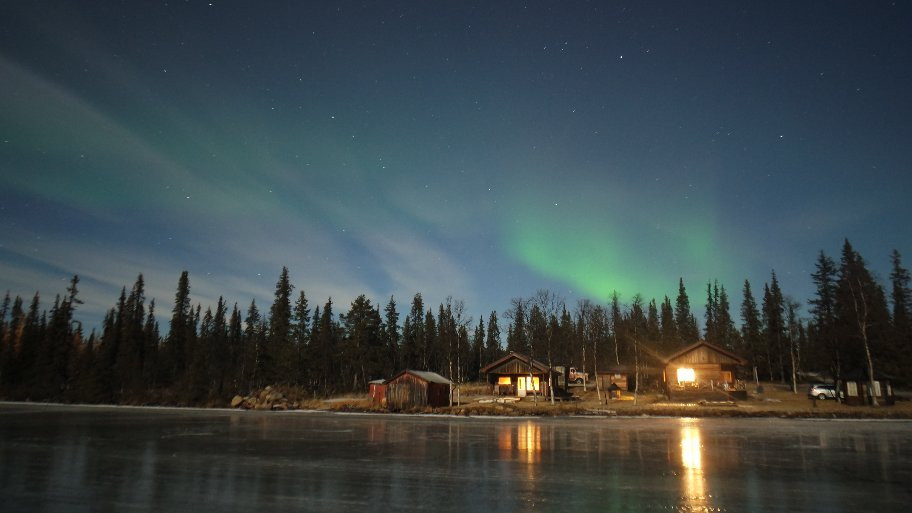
481, 351, 555, 398
839, 375, 896, 406
368, 379, 387, 406
385, 370, 452, 409
662, 340, 748, 401
596, 366, 635, 392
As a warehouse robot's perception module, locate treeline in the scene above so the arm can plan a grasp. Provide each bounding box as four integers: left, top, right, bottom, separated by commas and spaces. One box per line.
0, 239, 909, 405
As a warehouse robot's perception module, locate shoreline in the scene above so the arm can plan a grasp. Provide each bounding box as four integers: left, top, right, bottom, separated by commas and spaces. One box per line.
3, 398, 911, 421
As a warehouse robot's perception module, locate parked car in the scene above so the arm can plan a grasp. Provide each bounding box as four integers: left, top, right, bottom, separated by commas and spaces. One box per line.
807, 383, 838, 400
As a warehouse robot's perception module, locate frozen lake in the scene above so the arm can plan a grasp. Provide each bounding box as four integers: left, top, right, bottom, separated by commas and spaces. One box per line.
1, 403, 910, 512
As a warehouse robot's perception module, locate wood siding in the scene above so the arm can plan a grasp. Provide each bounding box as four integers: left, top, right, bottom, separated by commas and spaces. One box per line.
487, 359, 545, 375
386, 373, 450, 408
668, 346, 741, 366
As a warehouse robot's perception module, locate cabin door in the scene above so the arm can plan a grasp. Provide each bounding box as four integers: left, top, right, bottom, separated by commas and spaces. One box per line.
517, 376, 527, 397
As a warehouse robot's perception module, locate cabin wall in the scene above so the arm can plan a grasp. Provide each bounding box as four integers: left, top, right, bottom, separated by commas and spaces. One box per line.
670, 346, 740, 366
386, 373, 451, 408
387, 374, 429, 409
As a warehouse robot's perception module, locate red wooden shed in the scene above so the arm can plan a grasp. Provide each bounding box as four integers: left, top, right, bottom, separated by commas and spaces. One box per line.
385, 370, 452, 409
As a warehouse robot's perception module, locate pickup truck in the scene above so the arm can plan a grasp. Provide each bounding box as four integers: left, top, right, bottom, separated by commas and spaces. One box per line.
568, 367, 588, 384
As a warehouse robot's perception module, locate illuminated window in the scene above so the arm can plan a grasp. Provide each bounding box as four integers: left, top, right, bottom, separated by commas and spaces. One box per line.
677, 367, 696, 383
497, 377, 512, 385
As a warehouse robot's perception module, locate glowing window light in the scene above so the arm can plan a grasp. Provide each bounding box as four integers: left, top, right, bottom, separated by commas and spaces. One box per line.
497, 377, 512, 385
677, 367, 696, 383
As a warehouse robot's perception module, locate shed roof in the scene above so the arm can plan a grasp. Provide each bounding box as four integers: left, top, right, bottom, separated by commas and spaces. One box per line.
662, 340, 748, 366
388, 369, 453, 385
481, 351, 551, 375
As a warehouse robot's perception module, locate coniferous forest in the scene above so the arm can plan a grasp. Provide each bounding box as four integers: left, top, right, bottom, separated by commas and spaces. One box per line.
0, 239, 910, 406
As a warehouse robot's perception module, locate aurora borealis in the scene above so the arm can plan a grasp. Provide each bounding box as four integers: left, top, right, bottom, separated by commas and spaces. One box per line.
2, 1, 911, 328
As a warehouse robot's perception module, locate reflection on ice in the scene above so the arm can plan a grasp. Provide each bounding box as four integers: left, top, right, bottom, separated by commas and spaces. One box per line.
498, 420, 541, 464
2, 405, 911, 513
679, 419, 710, 512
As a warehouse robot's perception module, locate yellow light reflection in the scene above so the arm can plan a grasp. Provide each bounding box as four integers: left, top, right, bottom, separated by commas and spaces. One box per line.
679, 420, 710, 511
517, 421, 541, 462
677, 367, 696, 383
680, 425, 701, 470
497, 421, 541, 464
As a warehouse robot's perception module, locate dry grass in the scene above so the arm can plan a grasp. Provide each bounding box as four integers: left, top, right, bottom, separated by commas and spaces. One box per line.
232, 382, 912, 419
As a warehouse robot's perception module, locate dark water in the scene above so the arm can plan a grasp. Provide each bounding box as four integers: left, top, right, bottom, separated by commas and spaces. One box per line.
1, 403, 910, 512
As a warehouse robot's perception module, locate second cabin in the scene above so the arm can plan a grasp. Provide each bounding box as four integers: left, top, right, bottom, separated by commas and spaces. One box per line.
481, 351, 556, 398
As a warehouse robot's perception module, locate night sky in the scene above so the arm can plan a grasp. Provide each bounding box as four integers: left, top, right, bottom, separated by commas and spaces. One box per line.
2, 1, 911, 330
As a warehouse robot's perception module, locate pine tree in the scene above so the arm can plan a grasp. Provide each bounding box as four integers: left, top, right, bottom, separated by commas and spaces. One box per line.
484, 311, 501, 363
506, 298, 527, 354
646, 298, 660, 346
609, 292, 623, 366
423, 309, 437, 371
716, 284, 738, 349
889, 250, 912, 382
266, 267, 294, 385
165, 271, 193, 385
242, 300, 262, 390
382, 296, 400, 377
809, 251, 839, 382
761, 274, 785, 382
835, 240, 891, 404
740, 279, 763, 387
401, 294, 424, 369
293, 291, 311, 384
143, 299, 160, 389
704, 282, 717, 344
0, 292, 11, 389
117, 275, 147, 397
314, 299, 338, 393
227, 304, 243, 392
343, 295, 382, 390
470, 317, 485, 381
659, 295, 677, 353
675, 278, 699, 344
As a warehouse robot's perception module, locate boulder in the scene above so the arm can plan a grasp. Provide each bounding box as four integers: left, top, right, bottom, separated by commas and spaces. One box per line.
230, 395, 244, 408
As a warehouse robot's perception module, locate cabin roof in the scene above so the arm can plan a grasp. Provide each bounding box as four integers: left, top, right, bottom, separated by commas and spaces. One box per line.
481, 351, 551, 375
388, 369, 453, 385
662, 340, 748, 366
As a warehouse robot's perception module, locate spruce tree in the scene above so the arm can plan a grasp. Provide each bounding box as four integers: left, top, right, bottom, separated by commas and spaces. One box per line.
835, 240, 891, 404
165, 271, 192, 385
659, 296, 677, 353
484, 311, 501, 363
266, 267, 294, 385
609, 292, 623, 365
382, 296, 400, 376
293, 291, 311, 383
809, 251, 839, 382
889, 250, 912, 381
704, 281, 717, 344
401, 294, 424, 369
675, 278, 699, 344
740, 280, 763, 387
470, 317, 485, 381
506, 298, 527, 354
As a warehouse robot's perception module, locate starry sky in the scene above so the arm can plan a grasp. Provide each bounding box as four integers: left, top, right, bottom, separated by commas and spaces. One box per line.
2, 1, 911, 330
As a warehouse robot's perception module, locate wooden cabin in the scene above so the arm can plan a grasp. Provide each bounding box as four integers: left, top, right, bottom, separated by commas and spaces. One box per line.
385, 370, 452, 409
662, 341, 748, 401
481, 351, 554, 398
